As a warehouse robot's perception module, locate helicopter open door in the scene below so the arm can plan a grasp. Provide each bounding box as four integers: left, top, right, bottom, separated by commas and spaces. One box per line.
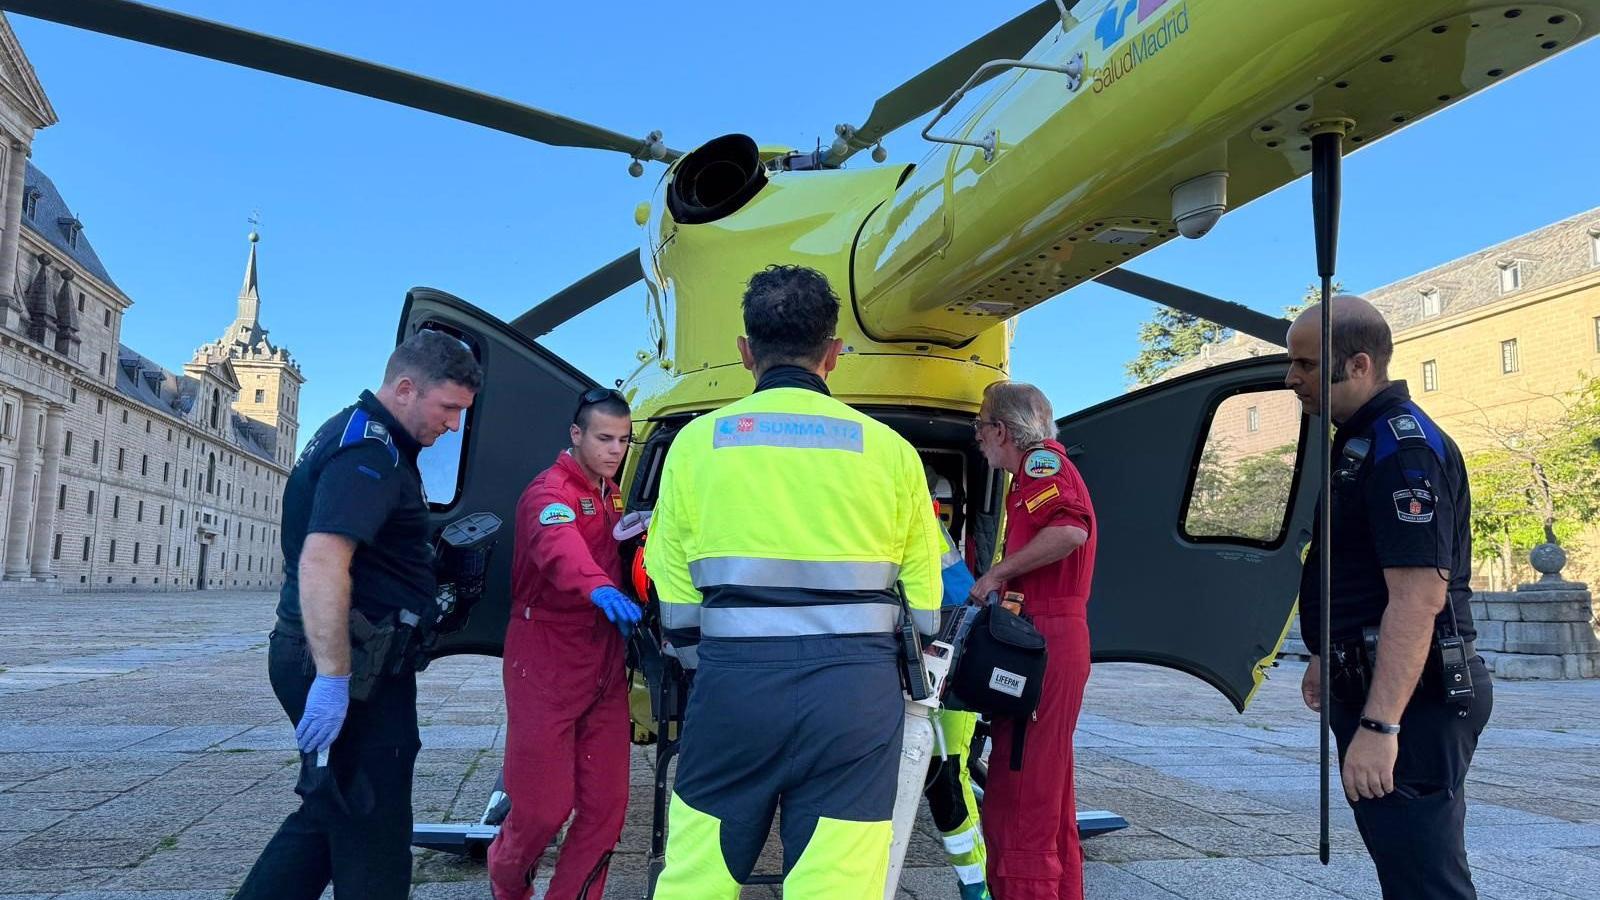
1058, 354, 1322, 711
397, 287, 600, 661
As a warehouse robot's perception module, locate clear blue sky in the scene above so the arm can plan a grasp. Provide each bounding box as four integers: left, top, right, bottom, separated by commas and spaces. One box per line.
11, 2, 1599, 445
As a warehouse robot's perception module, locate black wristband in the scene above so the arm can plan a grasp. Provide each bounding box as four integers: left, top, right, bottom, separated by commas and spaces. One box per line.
1359, 716, 1401, 735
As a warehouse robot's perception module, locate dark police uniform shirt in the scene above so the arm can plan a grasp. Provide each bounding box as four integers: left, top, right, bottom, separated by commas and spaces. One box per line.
276, 390, 434, 628
1298, 381, 1475, 652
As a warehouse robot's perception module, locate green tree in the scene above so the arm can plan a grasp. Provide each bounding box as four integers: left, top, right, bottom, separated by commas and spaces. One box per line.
1283, 280, 1343, 318
1187, 442, 1298, 542
1127, 282, 1343, 387
1465, 374, 1600, 586
1125, 309, 1231, 385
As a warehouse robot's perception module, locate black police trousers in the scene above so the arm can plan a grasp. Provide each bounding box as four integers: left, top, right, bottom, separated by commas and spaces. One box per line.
1330, 655, 1493, 900
235, 630, 421, 900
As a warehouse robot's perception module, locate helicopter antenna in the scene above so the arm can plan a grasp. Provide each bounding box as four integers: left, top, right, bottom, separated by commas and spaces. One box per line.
1307, 115, 1352, 869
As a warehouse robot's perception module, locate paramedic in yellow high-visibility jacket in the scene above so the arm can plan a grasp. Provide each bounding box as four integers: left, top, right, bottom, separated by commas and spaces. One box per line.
646, 265, 942, 900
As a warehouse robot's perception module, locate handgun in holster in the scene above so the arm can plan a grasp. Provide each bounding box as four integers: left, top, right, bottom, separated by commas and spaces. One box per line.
346, 608, 398, 703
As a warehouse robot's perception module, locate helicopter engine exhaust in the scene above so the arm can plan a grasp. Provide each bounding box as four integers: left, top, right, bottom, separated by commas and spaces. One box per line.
667, 133, 768, 225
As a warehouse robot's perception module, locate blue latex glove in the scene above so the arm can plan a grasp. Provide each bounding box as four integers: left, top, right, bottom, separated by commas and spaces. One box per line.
591, 585, 642, 637
295, 674, 350, 754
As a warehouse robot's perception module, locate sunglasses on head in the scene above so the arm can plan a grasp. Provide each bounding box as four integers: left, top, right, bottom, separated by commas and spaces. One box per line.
574, 387, 627, 424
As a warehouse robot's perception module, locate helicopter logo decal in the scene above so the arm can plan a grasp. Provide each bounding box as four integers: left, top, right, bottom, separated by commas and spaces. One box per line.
1094, 0, 1177, 50
1089, 0, 1191, 94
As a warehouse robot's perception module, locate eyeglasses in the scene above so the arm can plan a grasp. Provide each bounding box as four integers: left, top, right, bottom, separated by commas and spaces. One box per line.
574, 387, 628, 424
971, 418, 1000, 433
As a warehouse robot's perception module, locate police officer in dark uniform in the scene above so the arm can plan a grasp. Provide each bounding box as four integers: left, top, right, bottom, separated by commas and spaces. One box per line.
1285, 295, 1493, 900
235, 330, 482, 900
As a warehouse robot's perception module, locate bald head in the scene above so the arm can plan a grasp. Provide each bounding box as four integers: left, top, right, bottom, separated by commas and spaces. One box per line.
1284, 294, 1394, 423
1289, 294, 1393, 382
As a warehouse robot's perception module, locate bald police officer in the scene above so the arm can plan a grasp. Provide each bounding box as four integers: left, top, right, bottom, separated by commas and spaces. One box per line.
1286, 296, 1493, 900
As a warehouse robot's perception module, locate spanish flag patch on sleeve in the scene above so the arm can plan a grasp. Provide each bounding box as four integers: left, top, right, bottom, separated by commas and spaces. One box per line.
1024, 482, 1060, 513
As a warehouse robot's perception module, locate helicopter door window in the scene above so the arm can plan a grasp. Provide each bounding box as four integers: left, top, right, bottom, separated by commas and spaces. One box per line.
1181, 389, 1302, 547
414, 326, 479, 509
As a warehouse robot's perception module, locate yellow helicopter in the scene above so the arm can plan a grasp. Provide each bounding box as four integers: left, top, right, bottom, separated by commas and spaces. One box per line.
12, 0, 1597, 875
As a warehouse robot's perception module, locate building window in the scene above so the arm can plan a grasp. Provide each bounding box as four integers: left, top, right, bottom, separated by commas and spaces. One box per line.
255, 389, 265, 403
86, 490, 96, 514
22, 187, 37, 218
52, 533, 62, 561
1, 402, 12, 438
82, 536, 91, 561
1501, 338, 1520, 374
71, 387, 77, 403
1591, 229, 1600, 267
207, 454, 216, 493
1423, 359, 1438, 392
108, 540, 117, 563
1420, 288, 1441, 319
133, 543, 140, 564
186, 435, 192, 449
57, 484, 66, 510
167, 427, 173, 441
162, 462, 169, 482
1499, 261, 1522, 293
145, 419, 151, 434
121, 409, 128, 425
63, 430, 72, 456
1594, 316, 1600, 353
97, 398, 104, 414
92, 440, 100, 464
99, 353, 107, 377
103, 308, 112, 327
176, 547, 182, 566
77, 291, 85, 313
1246, 406, 1260, 433
141, 454, 149, 476
159, 505, 166, 525
117, 448, 125, 471
137, 500, 144, 522
210, 389, 221, 429
155, 544, 163, 565
112, 496, 120, 519
179, 509, 185, 528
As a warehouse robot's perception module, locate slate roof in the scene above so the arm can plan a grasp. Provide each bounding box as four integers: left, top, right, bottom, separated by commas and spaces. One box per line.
21, 162, 118, 290
115, 344, 277, 463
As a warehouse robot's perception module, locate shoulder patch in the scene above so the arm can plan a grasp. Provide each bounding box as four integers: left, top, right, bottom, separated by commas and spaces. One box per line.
1387, 414, 1426, 442
1024, 448, 1063, 478
1392, 488, 1436, 523
539, 503, 577, 526
339, 408, 398, 465
1024, 482, 1061, 513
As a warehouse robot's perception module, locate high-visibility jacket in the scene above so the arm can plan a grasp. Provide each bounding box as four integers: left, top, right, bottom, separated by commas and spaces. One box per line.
646, 383, 942, 664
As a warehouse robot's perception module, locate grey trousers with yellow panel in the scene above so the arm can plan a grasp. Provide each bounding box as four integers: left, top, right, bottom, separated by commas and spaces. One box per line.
653, 634, 905, 899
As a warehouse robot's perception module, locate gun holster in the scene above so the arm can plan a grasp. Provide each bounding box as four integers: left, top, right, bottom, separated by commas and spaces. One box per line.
347, 609, 398, 702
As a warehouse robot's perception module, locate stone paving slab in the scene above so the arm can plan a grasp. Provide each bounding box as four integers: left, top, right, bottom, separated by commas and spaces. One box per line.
2, 590, 1598, 899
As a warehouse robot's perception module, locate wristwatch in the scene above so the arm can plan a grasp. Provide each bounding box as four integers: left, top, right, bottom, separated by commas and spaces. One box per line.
1359, 716, 1401, 735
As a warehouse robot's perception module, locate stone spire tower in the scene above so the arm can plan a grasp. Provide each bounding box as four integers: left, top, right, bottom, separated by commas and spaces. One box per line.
197, 229, 305, 467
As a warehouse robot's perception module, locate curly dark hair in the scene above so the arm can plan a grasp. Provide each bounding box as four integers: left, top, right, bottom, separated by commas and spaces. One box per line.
741, 265, 840, 368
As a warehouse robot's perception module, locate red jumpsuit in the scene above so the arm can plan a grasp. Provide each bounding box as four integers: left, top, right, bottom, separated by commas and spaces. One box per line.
488, 452, 630, 900
984, 440, 1097, 900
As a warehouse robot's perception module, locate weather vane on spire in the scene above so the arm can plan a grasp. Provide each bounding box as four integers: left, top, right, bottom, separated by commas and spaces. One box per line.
247, 209, 261, 242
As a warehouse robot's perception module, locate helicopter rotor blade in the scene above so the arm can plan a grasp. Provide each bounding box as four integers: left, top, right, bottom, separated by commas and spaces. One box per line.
0, 0, 680, 162
510, 250, 645, 341
830, 1, 1071, 163
1093, 268, 1292, 346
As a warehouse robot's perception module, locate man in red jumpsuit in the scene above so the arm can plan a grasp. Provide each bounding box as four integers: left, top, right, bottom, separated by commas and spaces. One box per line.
488, 388, 641, 900
970, 380, 1097, 900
